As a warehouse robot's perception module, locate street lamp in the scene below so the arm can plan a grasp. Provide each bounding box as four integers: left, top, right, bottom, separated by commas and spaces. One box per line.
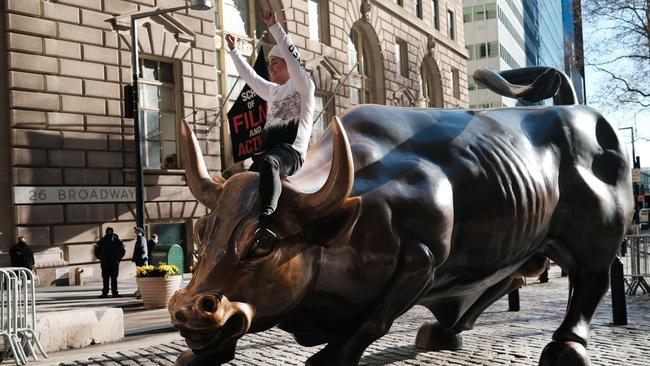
130, 0, 213, 229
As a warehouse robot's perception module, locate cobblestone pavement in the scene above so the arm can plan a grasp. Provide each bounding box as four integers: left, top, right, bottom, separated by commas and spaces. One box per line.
54, 271, 650, 366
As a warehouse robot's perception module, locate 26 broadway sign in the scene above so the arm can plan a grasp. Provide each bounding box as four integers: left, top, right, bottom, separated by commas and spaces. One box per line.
14, 187, 135, 204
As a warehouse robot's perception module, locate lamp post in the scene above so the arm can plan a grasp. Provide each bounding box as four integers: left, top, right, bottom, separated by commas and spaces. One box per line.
130, 0, 213, 229
619, 126, 636, 166
619, 126, 639, 225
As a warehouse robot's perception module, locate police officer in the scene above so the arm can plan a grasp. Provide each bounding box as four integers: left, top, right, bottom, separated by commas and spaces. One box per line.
9, 236, 35, 271
95, 227, 125, 298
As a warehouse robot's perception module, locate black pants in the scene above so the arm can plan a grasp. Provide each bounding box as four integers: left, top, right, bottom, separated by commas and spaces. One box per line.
101, 264, 119, 295
250, 144, 303, 222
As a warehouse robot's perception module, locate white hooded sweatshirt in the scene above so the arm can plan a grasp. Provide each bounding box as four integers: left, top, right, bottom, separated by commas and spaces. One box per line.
228, 23, 315, 159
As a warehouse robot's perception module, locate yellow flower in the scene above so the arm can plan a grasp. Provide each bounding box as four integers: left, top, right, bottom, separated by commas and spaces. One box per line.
135, 264, 180, 277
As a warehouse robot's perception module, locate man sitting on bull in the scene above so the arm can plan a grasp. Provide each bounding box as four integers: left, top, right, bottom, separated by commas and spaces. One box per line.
226, 10, 315, 257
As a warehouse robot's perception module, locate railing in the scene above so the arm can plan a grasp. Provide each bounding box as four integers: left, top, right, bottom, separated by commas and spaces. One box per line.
621, 235, 650, 295
0, 268, 48, 365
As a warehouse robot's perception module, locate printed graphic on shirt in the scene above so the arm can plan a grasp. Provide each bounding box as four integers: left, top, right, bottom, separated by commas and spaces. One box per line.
268, 92, 301, 125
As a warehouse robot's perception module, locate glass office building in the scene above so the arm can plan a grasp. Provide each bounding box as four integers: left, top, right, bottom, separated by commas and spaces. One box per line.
464, 0, 581, 107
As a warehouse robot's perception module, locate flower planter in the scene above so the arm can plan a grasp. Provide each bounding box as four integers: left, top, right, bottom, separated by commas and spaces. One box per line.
136, 275, 182, 309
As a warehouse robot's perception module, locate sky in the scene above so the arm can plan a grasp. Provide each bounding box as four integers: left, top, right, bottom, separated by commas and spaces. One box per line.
583, 12, 650, 168
585, 65, 650, 168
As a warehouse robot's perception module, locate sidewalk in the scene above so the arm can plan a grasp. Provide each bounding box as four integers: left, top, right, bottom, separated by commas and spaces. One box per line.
34, 277, 183, 336
12, 267, 650, 365
5, 276, 185, 366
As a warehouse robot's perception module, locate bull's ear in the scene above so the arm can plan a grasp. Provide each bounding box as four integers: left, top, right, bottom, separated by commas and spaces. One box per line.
308, 197, 361, 249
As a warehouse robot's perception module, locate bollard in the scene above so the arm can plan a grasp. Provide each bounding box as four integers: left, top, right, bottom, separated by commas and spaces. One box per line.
74, 268, 85, 286
508, 289, 520, 312
610, 256, 627, 325
539, 268, 549, 283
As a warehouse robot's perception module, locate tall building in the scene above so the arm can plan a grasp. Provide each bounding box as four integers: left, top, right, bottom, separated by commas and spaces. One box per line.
0, 0, 467, 285
562, 0, 585, 104
464, 0, 574, 108
463, 0, 526, 108
524, 1, 563, 70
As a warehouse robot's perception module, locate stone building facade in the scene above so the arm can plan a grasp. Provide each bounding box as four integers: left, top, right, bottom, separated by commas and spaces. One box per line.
0, 0, 467, 285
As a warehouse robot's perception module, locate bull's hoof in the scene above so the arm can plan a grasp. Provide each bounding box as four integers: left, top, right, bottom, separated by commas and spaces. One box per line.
415, 321, 463, 351
306, 344, 357, 366
293, 332, 328, 347
175, 346, 236, 366
539, 341, 591, 366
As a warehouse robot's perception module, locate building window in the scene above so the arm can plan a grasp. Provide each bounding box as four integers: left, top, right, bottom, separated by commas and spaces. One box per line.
421, 58, 443, 107
485, 3, 497, 18
468, 75, 477, 91
474, 4, 486, 21
394, 0, 403, 5
488, 41, 498, 57
466, 44, 475, 60
479, 43, 487, 58
215, 0, 268, 165
311, 93, 332, 144
140, 59, 178, 170
222, 0, 253, 37
463, 6, 472, 23
414, 0, 423, 18
447, 9, 455, 40
308, 0, 330, 44
395, 39, 408, 77
348, 27, 375, 105
432, 0, 439, 29
451, 68, 460, 99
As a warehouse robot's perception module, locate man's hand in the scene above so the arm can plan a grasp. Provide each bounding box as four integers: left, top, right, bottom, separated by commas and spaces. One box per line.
261, 11, 277, 27
226, 33, 236, 51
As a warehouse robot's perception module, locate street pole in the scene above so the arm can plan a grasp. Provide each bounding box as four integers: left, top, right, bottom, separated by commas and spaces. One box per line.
131, 17, 145, 229
128, 1, 213, 229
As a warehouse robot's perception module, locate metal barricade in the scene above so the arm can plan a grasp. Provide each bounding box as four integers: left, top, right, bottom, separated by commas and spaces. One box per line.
621, 235, 650, 295
0, 268, 48, 365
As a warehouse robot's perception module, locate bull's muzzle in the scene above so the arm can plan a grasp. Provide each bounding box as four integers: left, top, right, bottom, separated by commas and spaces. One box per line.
169, 290, 254, 351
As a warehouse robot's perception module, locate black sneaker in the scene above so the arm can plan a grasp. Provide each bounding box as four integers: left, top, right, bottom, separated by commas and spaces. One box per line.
98, 294, 108, 299
250, 227, 277, 257
112, 293, 121, 298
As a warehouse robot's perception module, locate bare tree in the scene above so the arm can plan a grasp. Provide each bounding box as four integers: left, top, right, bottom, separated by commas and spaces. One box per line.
583, 0, 650, 110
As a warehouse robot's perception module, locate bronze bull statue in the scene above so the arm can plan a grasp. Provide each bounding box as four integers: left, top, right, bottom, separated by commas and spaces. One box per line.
169, 68, 633, 366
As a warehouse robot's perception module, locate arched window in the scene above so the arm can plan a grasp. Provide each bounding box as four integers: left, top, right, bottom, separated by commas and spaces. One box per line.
216, 1, 271, 108
214, 1, 279, 168
347, 27, 376, 105
421, 58, 444, 107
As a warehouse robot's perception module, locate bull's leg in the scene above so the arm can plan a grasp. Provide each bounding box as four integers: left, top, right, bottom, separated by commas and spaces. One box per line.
306, 242, 435, 366
539, 269, 609, 366
416, 275, 523, 351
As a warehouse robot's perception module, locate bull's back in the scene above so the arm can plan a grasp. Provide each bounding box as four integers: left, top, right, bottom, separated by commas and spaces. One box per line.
297, 105, 628, 282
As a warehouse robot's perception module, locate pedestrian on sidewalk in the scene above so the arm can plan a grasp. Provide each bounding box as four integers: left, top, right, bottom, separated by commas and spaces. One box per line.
10, 236, 36, 271
95, 227, 125, 298
226, 10, 315, 257
147, 233, 158, 259
132, 227, 148, 267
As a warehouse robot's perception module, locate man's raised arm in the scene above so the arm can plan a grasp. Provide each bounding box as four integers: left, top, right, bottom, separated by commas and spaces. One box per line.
226, 33, 274, 100
262, 12, 314, 95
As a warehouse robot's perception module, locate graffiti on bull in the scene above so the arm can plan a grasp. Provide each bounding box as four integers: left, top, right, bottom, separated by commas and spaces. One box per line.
169, 67, 632, 366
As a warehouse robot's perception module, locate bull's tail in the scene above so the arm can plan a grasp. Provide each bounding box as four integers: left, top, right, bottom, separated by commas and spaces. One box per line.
473, 67, 578, 106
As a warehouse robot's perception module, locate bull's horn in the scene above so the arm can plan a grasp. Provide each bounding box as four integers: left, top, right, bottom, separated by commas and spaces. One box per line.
300, 116, 354, 214
180, 120, 224, 210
